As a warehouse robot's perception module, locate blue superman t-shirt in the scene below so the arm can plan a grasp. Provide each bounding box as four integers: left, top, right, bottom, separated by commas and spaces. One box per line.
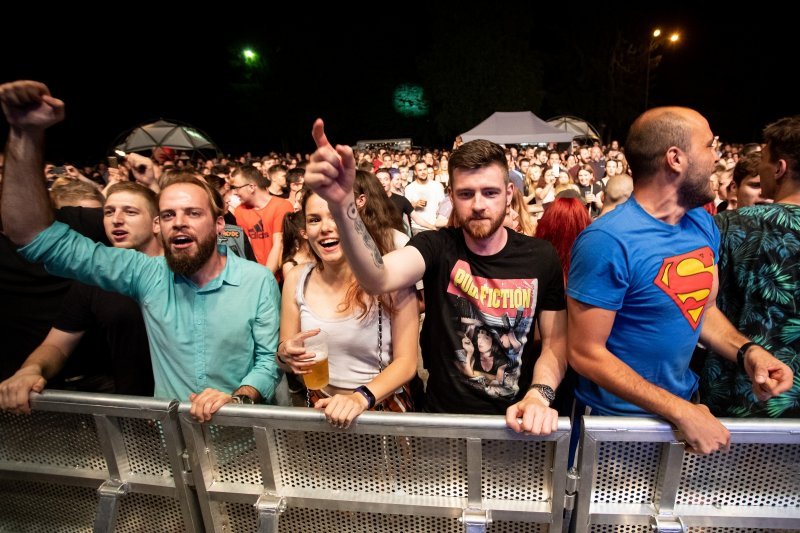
567, 197, 720, 416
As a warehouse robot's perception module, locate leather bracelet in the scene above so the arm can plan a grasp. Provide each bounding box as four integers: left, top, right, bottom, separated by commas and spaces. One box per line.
354, 385, 376, 409
736, 341, 759, 373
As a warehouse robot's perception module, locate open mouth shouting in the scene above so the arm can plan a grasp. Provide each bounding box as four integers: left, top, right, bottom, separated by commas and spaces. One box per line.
110, 229, 129, 243
170, 234, 196, 252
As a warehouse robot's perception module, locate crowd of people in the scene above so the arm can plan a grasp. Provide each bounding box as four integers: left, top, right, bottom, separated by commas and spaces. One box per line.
0, 80, 796, 452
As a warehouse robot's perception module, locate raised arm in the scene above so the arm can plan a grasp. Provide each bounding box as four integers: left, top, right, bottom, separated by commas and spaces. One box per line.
567, 296, 730, 454
305, 119, 425, 294
0, 80, 64, 245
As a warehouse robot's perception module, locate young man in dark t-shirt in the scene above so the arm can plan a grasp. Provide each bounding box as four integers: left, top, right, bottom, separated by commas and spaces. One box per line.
302, 120, 568, 435
0, 183, 161, 412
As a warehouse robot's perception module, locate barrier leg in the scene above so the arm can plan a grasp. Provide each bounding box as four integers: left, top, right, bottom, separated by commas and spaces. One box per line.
461, 508, 491, 533
93, 479, 127, 533
255, 493, 286, 533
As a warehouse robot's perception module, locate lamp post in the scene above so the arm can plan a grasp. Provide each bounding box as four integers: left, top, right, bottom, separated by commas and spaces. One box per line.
645, 28, 680, 109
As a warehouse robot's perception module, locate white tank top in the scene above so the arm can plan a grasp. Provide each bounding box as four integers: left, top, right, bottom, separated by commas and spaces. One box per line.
296, 263, 393, 389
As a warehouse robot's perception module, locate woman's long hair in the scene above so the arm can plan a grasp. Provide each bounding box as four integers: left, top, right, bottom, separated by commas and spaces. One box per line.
281, 210, 306, 266
535, 197, 591, 281
353, 170, 405, 253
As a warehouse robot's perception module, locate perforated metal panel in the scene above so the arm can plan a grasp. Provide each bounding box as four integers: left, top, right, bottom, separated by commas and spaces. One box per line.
121, 417, 173, 478
0, 410, 106, 471
689, 527, 797, 533
0, 479, 97, 532
589, 525, 649, 532
220, 501, 258, 532
592, 441, 660, 504
488, 520, 546, 532
482, 439, 551, 501
277, 507, 464, 533
275, 429, 467, 497
115, 492, 186, 532
677, 443, 800, 507
209, 425, 262, 485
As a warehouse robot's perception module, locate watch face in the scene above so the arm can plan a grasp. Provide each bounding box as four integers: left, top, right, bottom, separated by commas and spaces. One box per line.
531, 384, 555, 403
232, 395, 254, 405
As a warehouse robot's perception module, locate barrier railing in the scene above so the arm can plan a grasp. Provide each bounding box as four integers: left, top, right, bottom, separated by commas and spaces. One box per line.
2, 391, 798, 533
178, 404, 571, 532
573, 416, 800, 533
0, 391, 203, 533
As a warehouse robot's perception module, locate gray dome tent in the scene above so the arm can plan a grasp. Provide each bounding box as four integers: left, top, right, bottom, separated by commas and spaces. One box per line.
114, 119, 221, 158
546, 116, 601, 141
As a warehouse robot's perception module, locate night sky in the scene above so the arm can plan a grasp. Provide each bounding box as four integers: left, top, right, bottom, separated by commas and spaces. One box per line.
1, 3, 794, 165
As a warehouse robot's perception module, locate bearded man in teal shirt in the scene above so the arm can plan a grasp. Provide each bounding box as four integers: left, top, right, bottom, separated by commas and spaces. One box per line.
0, 80, 281, 422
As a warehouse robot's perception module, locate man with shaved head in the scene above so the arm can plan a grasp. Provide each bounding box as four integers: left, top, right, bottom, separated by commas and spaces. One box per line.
597, 174, 633, 217
567, 107, 793, 455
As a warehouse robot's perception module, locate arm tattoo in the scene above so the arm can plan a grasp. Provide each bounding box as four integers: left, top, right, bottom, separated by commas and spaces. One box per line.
350, 203, 384, 268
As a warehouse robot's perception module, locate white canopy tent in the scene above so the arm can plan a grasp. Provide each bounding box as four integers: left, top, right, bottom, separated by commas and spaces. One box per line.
460, 111, 574, 145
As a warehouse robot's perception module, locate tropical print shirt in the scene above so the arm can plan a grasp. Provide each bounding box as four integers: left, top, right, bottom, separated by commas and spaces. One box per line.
700, 204, 800, 417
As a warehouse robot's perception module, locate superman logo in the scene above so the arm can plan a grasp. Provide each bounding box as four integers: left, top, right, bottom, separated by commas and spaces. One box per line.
653, 246, 715, 330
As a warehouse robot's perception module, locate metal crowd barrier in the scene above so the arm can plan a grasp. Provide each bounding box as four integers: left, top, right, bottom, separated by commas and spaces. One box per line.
2, 391, 799, 533
178, 404, 571, 532
573, 416, 800, 533
0, 391, 203, 532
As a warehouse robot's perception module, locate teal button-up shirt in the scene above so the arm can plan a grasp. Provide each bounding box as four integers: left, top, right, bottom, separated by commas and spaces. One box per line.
20, 222, 282, 402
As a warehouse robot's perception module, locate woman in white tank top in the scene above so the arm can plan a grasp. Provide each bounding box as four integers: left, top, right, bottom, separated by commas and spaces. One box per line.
276, 176, 419, 429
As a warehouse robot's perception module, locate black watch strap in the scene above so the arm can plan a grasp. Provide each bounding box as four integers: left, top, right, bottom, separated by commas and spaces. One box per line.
354, 385, 376, 409
736, 342, 759, 373
528, 384, 555, 406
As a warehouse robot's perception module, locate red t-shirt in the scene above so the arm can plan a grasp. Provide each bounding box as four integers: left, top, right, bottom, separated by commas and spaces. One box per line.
234, 197, 294, 267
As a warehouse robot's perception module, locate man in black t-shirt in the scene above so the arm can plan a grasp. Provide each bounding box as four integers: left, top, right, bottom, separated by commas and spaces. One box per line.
305, 120, 568, 435
0, 183, 161, 413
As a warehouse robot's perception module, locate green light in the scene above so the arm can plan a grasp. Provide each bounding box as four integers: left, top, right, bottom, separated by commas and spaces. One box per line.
242, 48, 258, 65
393, 84, 429, 117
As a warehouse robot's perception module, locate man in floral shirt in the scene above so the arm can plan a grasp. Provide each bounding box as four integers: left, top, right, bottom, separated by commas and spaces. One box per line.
701, 116, 800, 417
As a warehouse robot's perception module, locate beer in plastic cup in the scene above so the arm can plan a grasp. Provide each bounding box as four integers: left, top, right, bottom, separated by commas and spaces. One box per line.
303, 331, 329, 390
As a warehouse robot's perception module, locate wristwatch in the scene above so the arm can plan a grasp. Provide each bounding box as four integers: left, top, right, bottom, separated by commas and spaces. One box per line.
230, 394, 255, 405
736, 341, 760, 373
528, 384, 555, 406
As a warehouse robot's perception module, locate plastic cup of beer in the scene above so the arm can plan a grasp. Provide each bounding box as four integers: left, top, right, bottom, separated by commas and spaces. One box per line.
303, 331, 329, 390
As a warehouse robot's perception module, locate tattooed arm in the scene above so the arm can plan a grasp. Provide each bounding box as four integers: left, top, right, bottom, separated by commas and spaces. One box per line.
305, 120, 425, 294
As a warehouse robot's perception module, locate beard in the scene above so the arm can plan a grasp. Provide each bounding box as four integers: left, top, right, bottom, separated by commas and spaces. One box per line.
164, 231, 218, 278
678, 159, 716, 209
455, 209, 506, 240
